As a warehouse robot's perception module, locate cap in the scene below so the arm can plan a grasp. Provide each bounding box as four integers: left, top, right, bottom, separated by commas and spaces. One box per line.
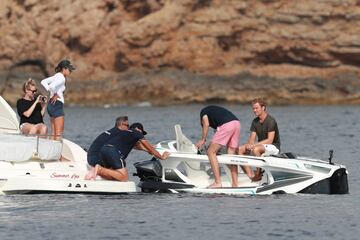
55, 59, 76, 72
130, 122, 147, 135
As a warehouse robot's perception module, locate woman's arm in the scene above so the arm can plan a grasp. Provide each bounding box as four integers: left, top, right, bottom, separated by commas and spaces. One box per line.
40, 97, 47, 116
41, 76, 53, 92
41, 74, 65, 93
22, 96, 41, 118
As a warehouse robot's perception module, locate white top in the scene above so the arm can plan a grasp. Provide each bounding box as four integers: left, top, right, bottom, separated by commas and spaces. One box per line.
41, 72, 66, 103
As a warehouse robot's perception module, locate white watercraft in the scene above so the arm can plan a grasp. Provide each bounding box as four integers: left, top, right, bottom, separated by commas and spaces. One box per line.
134, 125, 349, 195
0, 96, 136, 194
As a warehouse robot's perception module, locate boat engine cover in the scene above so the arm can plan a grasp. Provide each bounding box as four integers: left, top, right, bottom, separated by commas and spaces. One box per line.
134, 157, 163, 181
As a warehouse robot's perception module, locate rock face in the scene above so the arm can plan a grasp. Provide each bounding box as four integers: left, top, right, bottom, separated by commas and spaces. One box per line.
0, 0, 360, 105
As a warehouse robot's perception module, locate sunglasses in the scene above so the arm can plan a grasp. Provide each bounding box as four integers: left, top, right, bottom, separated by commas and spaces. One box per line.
28, 89, 37, 93
122, 123, 129, 127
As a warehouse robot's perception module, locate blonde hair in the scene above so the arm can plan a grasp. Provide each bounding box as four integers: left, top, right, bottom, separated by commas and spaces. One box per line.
22, 78, 36, 93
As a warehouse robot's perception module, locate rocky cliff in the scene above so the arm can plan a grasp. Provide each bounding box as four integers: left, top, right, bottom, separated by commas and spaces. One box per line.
1, 0, 360, 105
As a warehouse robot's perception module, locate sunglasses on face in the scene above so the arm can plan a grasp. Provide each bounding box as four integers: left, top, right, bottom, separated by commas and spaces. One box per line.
28, 89, 37, 93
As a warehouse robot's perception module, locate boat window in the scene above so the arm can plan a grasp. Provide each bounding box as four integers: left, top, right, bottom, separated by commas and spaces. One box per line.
160, 142, 170, 149
271, 171, 309, 181
304, 164, 331, 173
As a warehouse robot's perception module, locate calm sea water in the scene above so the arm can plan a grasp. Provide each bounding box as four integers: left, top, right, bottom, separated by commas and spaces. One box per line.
0, 104, 359, 240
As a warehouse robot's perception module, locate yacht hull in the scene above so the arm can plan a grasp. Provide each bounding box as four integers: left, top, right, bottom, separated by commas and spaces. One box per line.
0, 96, 137, 195
1, 176, 136, 194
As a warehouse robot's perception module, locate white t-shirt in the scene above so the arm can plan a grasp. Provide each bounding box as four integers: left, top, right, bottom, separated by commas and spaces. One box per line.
41, 73, 66, 103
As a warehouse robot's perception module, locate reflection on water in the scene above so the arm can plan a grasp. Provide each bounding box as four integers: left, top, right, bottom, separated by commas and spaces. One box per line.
1, 104, 360, 240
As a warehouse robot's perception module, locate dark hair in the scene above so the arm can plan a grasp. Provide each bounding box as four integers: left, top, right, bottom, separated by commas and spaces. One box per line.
252, 98, 267, 110
115, 116, 128, 127
55, 59, 76, 73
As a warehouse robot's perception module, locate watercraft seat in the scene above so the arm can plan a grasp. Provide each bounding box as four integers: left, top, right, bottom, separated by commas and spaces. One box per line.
175, 125, 197, 153
0, 133, 62, 162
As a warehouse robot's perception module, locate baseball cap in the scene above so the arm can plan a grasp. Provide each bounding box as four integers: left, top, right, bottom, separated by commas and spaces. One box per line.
55, 59, 76, 72
130, 122, 147, 135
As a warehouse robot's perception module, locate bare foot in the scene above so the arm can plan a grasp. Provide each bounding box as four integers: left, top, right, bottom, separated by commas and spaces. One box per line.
207, 182, 222, 189
251, 175, 262, 182
93, 164, 101, 179
251, 169, 264, 182
84, 167, 96, 180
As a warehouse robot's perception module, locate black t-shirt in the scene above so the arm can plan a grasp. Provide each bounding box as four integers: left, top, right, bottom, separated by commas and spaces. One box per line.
250, 114, 281, 150
105, 130, 144, 158
16, 98, 44, 125
200, 105, 238, 129
88, 127, 122, 158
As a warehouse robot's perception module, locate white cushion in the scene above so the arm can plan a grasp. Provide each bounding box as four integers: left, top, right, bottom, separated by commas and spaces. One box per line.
0, 134, 62, 162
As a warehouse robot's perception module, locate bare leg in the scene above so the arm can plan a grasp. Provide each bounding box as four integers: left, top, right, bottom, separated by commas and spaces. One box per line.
35, 123, 47, 137
50, 117, 55, 139
237, 145, 255, 179
207, 142, 222, 188
21, 123, 35, 135
252, 144, 265, 156
53, 116, 64, 140
227, 147, 239, 187
96, 165, 129, 181
252, 145, 265, 181
28, 126, 37, 135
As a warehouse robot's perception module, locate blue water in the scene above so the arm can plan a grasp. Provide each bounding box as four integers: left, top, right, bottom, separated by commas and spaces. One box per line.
0, 104, 359, 240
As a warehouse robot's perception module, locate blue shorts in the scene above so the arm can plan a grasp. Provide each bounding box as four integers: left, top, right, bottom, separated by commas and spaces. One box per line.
87, 152, 99, 167
47, 101, 64, 118
99, 145, 126, 169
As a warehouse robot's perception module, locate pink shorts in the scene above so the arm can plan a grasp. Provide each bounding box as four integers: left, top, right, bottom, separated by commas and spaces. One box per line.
211, 120, 241, 149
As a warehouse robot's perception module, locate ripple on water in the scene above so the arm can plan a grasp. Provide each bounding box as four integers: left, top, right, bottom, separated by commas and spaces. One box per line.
1, 105, 359, 240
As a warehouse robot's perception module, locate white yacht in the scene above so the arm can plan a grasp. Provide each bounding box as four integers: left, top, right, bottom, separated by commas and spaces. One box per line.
0, 96, 136, 194
134, 125, 349, 195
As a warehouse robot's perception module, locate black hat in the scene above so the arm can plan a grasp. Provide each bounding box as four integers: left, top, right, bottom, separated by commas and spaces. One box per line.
55, 59, 76, 72
130, 122, 147, 135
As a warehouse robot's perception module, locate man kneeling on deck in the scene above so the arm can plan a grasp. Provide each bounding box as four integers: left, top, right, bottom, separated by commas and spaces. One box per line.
86, 121, 170, 181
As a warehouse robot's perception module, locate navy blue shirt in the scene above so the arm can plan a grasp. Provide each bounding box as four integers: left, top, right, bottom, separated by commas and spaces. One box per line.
88, 127, 122, 160
105, 130, 144, 159
200, 105, 238, 129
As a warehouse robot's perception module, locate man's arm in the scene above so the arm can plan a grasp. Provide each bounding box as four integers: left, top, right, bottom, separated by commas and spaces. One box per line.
245, 132, 257, 150
134, 142, 147, 151
195, 115, 209, 149
257, 131, 275, 145
138, 139, 170, 160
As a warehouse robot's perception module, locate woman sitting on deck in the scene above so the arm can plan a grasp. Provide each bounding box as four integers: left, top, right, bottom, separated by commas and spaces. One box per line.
16, 78, 48, 135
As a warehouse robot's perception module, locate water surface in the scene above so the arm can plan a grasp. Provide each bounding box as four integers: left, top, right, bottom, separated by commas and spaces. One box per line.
0, 104, 359, 240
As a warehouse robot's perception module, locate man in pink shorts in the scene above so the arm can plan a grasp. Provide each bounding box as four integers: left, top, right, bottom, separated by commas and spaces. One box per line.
195, 105, 241, 188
